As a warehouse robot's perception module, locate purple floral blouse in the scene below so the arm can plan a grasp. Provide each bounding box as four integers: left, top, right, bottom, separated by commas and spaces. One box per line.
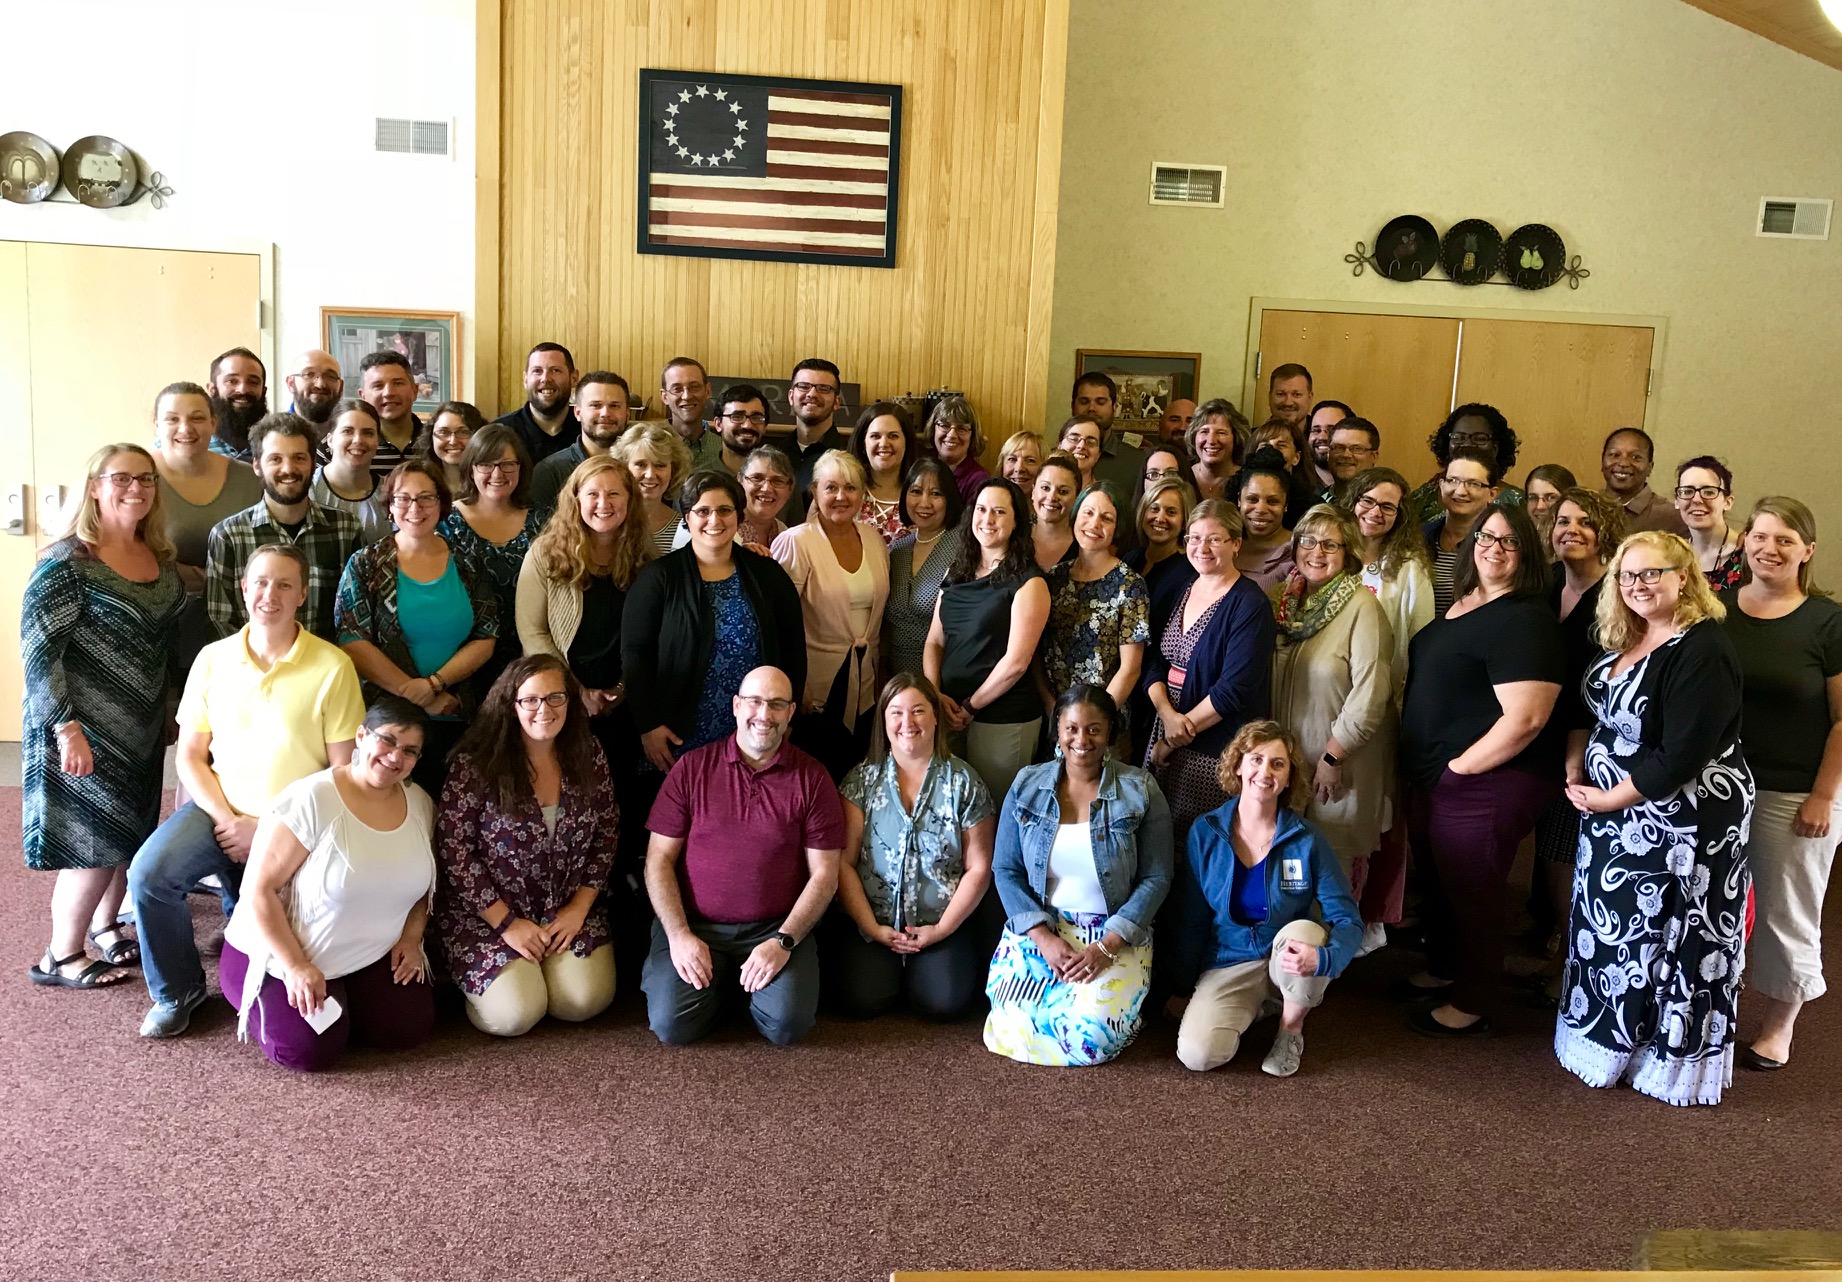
435, 744, 620, 994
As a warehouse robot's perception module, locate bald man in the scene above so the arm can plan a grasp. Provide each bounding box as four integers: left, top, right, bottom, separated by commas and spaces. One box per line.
285, 349, 345, 431
1159, 397, 1196, 446
642, 665, 844, 1046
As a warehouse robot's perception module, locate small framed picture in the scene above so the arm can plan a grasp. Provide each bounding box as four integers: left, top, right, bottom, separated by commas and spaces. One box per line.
321, 308, 462, 415
1074, 348, 1202, 426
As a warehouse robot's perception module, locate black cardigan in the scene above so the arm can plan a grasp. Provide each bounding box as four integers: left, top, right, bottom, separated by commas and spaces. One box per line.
619, 544, 807, 740
1611, 619, 1746, 801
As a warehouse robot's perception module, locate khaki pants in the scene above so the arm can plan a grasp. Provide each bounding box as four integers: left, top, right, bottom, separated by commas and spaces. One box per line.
1747, 790, 1841, 1003
465, 945, 617, 1037
1177, 920, 1329, 1072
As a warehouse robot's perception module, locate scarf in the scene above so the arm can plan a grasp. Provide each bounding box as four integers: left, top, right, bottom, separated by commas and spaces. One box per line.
1270, 568, 1358, 647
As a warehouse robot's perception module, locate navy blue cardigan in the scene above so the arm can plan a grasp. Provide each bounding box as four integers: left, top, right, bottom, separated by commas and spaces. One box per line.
1146, 572, 1275, 756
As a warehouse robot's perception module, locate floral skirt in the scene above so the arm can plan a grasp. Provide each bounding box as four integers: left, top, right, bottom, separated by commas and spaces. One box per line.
983, 911, 1151, 1067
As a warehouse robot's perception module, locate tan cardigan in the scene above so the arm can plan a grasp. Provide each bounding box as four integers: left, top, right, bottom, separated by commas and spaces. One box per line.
770, 519, 889, 723
514, 547, 583, 659
1269, 585, 1396, 871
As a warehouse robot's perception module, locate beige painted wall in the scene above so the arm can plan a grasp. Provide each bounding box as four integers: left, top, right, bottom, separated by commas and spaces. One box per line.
1049, 0, 1842, 579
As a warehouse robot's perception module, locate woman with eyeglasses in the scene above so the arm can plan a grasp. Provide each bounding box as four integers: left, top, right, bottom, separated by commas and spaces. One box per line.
1407, 403, 1522, 526
1423, 445, 1503, 619
415, 400, 485, 497
726, 444, 794, 554
218, 697, 437, 1071
615, 422, 696, 558
24, 444, 187, 989
926, 395, 989, 503
773, 450, 890, 780
831, 674, 996, 1018
1030, 453, 1083, 571
883, 457, 966, 680
1146, 500, 1277, 848
335, 459, 499, 796
1557, 532, 1752, 1105
925, 477, 1051, 802
1056, 417, 1104, 494
1522, 464, 1577, 553
1038, 487, 1150, 734
1185, 399, 1244, 502
437, 655, 620, 1037
1232, 447, 1296, 592
998, 431, 1045, 492
622, 469, 806, 771
1723, 497, 1841, 1072
1268, 504, 1394, 892
437, 424, 546, 692
1398, 501, 1562, 1038
847, 402, 916, 548
1673, 456, 1746, 590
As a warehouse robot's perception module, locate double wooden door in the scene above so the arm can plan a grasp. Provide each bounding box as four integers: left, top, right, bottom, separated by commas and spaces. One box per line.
1250, 308, 1657, 490
1, 240, 262, 739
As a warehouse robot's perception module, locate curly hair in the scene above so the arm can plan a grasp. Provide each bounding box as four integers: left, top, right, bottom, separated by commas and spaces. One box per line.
452, 654, 601, 813
1215, 719, 1313, 812
1595, 531, 1726, 653
1552, 487, 1627, 565
1343, 466, 1427, 577
530, 454, 651, 590
1429, 403, 1518, 474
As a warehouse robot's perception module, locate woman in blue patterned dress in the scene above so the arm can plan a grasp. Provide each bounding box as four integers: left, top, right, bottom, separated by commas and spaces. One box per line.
438, 424, 548, 692
1557, 531, 1754, 1106
1038, 485, 1150, 726
24, 445, 186, 988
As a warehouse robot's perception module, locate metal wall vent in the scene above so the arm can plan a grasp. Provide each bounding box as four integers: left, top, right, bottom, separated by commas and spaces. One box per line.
1757, 196, 1830, 240
375, 118, 452, 157
1149, 162, 1225, 208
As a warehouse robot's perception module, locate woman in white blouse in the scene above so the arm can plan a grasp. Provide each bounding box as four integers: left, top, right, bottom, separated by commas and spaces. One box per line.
218, 698, 437, 1073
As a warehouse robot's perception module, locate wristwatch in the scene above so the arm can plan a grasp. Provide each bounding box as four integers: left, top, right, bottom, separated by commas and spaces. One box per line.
771, 930, 797, 951
1322, 751, 1341, 767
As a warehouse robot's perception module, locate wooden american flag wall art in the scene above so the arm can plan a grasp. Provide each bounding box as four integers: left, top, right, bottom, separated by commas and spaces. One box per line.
636, 69, 903, 269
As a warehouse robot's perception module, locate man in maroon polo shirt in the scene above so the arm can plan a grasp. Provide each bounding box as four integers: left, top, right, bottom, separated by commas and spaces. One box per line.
642, 666, 844, 1045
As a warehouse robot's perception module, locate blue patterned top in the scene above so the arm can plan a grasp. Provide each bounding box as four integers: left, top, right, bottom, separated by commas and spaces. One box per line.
1040, 560, 1150, 696
839, 754, 994, 929
688, 571, 761, 752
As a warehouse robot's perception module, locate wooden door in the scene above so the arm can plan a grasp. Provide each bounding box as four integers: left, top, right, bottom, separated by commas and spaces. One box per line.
1254, 309, 1461, 481
1452, 317, 1654, 486
1, 242, 261, 739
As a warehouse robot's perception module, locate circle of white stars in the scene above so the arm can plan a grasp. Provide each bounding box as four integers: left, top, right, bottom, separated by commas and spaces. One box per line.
662, 84, 749, 167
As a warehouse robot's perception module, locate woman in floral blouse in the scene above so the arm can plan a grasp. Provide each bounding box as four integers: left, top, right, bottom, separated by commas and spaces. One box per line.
437, 654, 619, 1037
832, 674, 996, 1017
1037, 486, 1149, 732
1674, 455, 1747, 590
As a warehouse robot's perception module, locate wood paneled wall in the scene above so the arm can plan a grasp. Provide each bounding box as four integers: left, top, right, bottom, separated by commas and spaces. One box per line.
476, 0, 1070, 449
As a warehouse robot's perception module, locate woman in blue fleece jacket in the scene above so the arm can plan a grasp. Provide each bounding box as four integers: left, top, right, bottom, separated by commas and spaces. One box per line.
1174, 719, 1361, 1078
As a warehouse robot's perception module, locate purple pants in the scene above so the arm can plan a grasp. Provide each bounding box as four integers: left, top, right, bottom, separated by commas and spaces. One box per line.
219, 941, 435, 1073
1408, 765, 1558, 1019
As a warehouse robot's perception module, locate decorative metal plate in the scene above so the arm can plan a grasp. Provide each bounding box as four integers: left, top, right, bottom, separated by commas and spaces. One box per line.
0, 131, 61, 203
1373, 214, 1440, 282
1440, 218, 1502, 285
1501, 222, 1566, 290
61, 135, 139, 208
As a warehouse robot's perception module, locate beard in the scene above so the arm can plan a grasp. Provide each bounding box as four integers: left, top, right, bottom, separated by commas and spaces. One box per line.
261, 471, 311, 507
530, 386, 570, 415
293, 386, 339, 425
212, 394, 269, 452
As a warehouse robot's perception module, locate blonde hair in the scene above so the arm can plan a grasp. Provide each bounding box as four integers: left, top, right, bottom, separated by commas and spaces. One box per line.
1743, 495, 1825, 597
1216, 719, 1313, 812
613, 422, 693, 496
1595, 531, 1726, 653
530, 454, 650, 591
998, 431, 1043, 468
1136, 475, 1194, 544
805, 448, 867, 524
1188, 498, 1244, 542
1292, 502, 1365, 571
67, 443, 176, 562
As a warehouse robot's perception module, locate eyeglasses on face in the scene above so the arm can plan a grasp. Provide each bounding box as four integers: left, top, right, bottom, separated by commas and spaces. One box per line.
369, 729, 423, 761
1327, 443, 1374, 456
1354, 495, 1399, 519
1447, 429, 1495, 447
514, 692, 570, 710
99, 471, 158, 489
432, 425, 474, 442
1617, 566, 1681, 587
742, 471, 791, 489
1186, 533, 1233, 549
1443, 475, 1493, 493
688, 504, 737, 521
788, 381, 837, 396
1144, 465, 1180, 481
664, 381, 707, 397
1296, 535, 1345, 553
390, 493, 440, 510
737, 695, 795, 713
1474, 529, 1521, 552
721, 411, 769, 426
936, 424, 972, 439
1674, 485, 1727, 501
475, 459, 520, 476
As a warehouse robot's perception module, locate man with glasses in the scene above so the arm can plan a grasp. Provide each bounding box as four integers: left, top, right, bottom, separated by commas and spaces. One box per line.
1306, 399, 1354, 494
660, 356, 724, 470
529, 371, 633, 511
713, 383, 771, 475
1407, 403, 1523, 524
1600, 426, 1689, 536
641, 665, 844, 1046
205, 413, 361, 643
128, 542, 366, 1038
1325, 417, 1381, 500
358, 351, 423, 482
284, 349, 345, 435
785, 357, 846, 522
495, 341, 581, 464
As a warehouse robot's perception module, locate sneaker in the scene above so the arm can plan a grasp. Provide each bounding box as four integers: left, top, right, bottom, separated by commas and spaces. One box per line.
139, 991, 205, 1039
1261, 1029, 1304, 1078
1355, 922, 1389, 957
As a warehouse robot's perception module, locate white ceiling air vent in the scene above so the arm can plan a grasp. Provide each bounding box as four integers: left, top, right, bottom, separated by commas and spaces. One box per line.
1756, 196, 1831, 240
1150, 162, 1225, 208
375, 118, 453, 158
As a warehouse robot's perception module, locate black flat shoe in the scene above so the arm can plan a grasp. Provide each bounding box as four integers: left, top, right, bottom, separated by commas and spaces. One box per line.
1386, 976, 1453, 1003
1740, 1044, 1786, 1071
1408, 1006, 1492, 1038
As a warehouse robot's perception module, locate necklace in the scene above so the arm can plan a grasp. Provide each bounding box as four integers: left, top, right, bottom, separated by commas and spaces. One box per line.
914, 529, 943, 548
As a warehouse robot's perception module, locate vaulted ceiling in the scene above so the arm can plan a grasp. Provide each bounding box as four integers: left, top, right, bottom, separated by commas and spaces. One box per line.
1681, 0, 1842, 72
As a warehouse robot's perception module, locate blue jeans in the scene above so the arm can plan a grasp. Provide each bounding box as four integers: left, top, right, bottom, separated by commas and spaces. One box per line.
126, 803, 241, 1008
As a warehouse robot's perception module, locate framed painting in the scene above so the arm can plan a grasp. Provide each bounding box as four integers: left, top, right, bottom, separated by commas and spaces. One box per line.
1074, 348, 1203, 426
321, 308, 461, 415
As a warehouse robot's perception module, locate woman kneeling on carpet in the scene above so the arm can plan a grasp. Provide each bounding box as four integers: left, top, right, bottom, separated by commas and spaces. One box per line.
985, 685, 1172, 1066
218, 697, 438, 1073
438, 654, 620, 1037
1171, 720, 1362, 1077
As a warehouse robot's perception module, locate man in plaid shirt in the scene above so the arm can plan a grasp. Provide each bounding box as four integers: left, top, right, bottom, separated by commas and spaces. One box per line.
205, 412, 361, 642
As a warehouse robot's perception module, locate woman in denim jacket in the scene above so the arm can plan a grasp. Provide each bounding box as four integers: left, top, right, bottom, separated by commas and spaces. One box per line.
984, 685, 1173, 1066
1173, 720, 1361, 1078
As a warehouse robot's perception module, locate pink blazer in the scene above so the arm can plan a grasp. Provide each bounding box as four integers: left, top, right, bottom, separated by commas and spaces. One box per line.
770, 520, 890, 723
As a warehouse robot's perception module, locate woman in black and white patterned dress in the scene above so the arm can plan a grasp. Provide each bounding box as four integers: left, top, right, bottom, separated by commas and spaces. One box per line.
1556, 531, 1754, 1107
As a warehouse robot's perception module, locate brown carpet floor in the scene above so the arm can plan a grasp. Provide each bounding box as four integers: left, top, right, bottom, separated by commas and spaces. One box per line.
3, 785, 1838, 1282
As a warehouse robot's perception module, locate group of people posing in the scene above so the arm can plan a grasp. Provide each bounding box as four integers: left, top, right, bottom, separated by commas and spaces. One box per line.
19, 346, 1838, 1106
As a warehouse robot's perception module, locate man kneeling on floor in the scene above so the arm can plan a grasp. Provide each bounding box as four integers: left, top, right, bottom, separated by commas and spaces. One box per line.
642, 665, 843, 1045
